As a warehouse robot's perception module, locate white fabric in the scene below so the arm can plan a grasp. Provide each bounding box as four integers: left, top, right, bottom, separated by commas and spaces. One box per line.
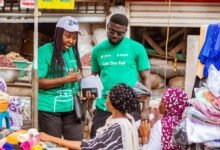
0, 138, 6, 148
186, 118, 220, 143
205, 140, 220, 148
8, 96, 23, 130
97, 114, 139, 150
56, 16, 79, 33
207, 64, 220, 97
81, 75, 103, 98
0, 77, 7, 92
142, 120, 162, 150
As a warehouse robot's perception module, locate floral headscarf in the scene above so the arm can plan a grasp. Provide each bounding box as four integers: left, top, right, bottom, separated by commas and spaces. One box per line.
161, 88, 189, 150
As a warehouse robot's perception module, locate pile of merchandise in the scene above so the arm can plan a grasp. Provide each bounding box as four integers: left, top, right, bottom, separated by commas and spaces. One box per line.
173, 65, 220, 148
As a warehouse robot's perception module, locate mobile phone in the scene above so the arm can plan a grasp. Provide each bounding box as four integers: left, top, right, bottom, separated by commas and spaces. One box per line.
82, 88, 98, 97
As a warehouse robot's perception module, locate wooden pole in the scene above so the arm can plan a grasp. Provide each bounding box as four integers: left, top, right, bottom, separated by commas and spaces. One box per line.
32, 0, 39, 128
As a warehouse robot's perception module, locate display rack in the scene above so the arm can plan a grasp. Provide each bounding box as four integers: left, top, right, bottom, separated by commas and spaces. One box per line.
0, 0, 110, 129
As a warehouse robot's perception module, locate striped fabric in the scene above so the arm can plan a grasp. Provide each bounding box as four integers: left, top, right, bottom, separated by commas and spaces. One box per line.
81, 123, 123, 150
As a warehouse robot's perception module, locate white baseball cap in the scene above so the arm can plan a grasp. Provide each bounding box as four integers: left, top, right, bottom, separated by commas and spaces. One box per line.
56, 16, 80, 33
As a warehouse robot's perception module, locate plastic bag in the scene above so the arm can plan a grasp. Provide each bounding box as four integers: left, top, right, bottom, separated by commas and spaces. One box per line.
207, 64, 220, 97
172, 119, 188, 147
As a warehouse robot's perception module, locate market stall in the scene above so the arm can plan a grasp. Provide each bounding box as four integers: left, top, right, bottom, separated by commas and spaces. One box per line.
0, 0, 110, 129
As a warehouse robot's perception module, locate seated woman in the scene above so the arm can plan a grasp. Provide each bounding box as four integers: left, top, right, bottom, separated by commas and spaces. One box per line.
40, 83, 139, 150
140, 87, 189, 150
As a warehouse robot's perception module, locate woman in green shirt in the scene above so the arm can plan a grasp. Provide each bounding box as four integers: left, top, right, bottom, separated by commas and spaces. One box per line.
38, 16, 82, 140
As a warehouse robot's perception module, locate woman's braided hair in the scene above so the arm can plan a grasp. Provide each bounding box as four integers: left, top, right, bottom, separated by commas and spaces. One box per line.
109, 83, 139, 113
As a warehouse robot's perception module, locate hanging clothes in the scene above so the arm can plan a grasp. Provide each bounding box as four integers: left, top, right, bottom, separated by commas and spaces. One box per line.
198, 24, 220, 77
196, 25, 208, 79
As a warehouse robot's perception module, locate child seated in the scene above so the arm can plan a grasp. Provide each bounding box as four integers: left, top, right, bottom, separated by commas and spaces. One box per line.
140, 87, 189, 150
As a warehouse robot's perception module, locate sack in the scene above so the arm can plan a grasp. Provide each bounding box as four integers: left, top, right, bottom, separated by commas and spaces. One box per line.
74, 94, 85, 122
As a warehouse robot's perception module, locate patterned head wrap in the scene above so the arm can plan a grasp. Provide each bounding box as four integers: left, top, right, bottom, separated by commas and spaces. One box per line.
161, 87, 189, 150
109, 83, 139, 113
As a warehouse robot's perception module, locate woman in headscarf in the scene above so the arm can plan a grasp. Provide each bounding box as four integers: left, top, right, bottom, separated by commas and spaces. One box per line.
141, 87, 189, 150
40, 83, 139, 150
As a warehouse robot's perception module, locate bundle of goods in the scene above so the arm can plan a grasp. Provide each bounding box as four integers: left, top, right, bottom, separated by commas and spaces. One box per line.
0, 55, 20, 83
6, 52, 27, 62
0, 128, 67, 150
0, 55, 17, 68
0, 56, 21, 83
0, 129, 40, 150
5, 52, 30, 77
172, 65, 220, 149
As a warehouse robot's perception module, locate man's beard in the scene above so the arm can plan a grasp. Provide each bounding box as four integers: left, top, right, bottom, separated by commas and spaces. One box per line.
109, 37, 124, 45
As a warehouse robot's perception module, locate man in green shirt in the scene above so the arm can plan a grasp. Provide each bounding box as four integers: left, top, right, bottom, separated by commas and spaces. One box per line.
90, 14, 151, 137
38, 16, 82, 140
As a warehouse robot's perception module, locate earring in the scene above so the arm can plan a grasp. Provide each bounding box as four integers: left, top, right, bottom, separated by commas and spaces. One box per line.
110, 107, 114, 111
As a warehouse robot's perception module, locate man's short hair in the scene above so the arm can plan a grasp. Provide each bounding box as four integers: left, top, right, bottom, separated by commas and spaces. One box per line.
109, 13, 128, 27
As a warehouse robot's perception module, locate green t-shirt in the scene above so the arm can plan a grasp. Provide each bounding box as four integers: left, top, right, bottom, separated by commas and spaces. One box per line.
38, 43, 79, 112
91, 37, 151, 111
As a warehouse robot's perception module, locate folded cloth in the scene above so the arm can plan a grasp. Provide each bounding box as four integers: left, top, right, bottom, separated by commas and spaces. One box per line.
212, 96, 220, 111
186, 118, 220, 143
194, 87, 212, 107
190, 99, 220, 120
133, 81, 151, 98
0, 129, 13, 140
3, 142, 14, 150
204, 140, 220, 148
187, 107, 220, 125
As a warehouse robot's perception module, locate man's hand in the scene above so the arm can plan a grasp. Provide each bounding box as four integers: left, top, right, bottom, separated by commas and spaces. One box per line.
85, 91, 96, 101
82, 91, 96, 117
140, 96, 150, 121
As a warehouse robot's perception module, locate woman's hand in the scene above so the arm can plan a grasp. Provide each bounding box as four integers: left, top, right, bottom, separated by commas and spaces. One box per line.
40, 132, 52, 142
139, 120, 151, 144
65, 71, 82, 83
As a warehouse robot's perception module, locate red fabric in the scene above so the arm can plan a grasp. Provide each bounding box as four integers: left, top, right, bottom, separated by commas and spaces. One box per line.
161, 88, 189, 150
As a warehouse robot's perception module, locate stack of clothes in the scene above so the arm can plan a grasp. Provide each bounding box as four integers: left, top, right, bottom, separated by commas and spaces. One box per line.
173, 65, 220, 149
185, 87, 220, 148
